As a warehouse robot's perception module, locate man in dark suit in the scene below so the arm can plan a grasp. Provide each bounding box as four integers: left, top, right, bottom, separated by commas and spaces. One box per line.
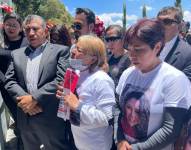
5, 15, 75, 150
157, 6, 191, 81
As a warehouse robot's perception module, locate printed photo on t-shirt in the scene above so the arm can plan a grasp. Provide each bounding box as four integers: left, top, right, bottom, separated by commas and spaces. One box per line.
120, 84, 150, 144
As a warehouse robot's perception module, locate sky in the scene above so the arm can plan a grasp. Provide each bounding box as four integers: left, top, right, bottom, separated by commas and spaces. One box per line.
61, 0, 191, 27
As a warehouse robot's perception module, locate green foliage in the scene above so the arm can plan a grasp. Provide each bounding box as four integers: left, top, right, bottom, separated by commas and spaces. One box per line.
174, 0, 183, 18
14, 0, 73, 26
142, 4, 147, 18
123, 1, 126, 31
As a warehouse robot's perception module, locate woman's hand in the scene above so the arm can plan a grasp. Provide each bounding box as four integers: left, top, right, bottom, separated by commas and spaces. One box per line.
117, 140, 132, 150
56, 83, 79, 111
63, 92, 80, 111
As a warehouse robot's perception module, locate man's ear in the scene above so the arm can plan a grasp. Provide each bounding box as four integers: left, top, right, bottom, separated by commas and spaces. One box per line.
89, 23, 94, 32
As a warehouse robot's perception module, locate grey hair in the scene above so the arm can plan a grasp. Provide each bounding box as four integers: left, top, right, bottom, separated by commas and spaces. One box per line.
23, 15, 46, 29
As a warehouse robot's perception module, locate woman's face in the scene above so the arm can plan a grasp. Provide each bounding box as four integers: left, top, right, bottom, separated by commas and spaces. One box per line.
4, 18, 22, 40
125, 98, 140, 127
126, 39, 160, 73
71, 42, 95, 66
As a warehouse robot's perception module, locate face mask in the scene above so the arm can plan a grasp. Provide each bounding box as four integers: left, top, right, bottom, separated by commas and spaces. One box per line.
69, 58, 89, 71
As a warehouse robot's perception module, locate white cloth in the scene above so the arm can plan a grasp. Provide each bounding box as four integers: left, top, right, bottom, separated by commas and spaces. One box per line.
159, 35, 178, 61
71, 69, 116, 150
116, 62, 191, 150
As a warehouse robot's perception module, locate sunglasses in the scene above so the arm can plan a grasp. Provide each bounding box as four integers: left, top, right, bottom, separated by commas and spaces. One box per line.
104, 36, 122, 43
160, 18, 179, 25
71, 23, 82, 30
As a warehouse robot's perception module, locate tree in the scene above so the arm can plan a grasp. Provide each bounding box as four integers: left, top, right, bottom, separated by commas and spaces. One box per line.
175, 0, 183, 18
122, 1, 126, 31
14, 0, 46, 19
14, 0, 73, 27
142, 4, 147, 18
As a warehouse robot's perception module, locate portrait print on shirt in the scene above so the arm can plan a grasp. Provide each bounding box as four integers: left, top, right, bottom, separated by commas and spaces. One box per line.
120, 84, 151, 144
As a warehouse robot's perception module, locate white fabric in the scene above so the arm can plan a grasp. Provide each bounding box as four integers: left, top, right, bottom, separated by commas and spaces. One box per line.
71, 69, 116, 150
159, 35, 178, 60
116, 62, 191, 150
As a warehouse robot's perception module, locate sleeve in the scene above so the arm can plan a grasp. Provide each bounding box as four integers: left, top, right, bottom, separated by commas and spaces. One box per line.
5, 55, 29, 100
31, 47, 70, 108
113, 104, 126, 143
73, 78, 116, 128
0, 70, 5, 89
131, 107, 187, 150
163, 74, 191, 109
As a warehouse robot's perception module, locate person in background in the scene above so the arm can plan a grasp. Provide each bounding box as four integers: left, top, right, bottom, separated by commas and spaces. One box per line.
105, 25, 131, 86
0, 13, 29, 150
57, 35, 116, 150
157, 6, 191, 81
71, 8, 95, 42
5, 14, 75, 150
115, 18, 191, 150
50, 24, 72, 47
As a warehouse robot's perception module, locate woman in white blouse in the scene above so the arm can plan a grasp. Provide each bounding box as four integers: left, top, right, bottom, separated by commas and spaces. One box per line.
57, 35, 116, 150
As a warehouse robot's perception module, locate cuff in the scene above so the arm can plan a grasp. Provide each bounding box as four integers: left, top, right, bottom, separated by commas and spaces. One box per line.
70, 102, 83, 126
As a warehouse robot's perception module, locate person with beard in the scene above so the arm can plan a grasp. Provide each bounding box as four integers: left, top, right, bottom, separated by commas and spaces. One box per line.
71, 8, 95, 43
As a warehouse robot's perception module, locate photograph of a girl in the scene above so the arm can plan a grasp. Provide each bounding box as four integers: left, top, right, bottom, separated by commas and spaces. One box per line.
121, 91, 150, 143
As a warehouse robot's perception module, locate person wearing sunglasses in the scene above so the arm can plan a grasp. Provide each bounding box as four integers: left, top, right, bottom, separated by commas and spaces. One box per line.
105, 25, 131, 86
71, 8, 95, 42
157, 6, 191, 82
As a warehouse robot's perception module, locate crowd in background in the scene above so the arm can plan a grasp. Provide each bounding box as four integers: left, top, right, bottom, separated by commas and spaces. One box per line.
0, 5, 191, 150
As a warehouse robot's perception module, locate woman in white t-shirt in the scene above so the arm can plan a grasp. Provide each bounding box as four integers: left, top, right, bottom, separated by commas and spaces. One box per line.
57, 35, 116, 150
115, 18, 191, 150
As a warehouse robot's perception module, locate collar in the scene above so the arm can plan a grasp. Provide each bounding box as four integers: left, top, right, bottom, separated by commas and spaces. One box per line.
159, 35, 178, 60
28, 41, 48, 53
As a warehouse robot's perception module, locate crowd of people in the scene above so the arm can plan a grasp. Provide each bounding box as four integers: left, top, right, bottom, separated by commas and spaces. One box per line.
0, 5, 191, 150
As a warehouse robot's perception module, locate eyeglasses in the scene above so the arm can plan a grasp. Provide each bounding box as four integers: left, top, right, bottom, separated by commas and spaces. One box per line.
160, 18, 179, 25
4, 23, 17, 29
71, 23, 82, 30
24, 26, 41, 33
104, 36, 122, 43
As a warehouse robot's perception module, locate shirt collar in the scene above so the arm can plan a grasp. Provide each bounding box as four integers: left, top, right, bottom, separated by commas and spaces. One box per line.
28, 41, 48, 53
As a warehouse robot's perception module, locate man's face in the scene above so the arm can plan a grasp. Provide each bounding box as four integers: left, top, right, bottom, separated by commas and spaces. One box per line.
158, 11, 180, 42
24, 18, 47, 48
73, 13, 92, 38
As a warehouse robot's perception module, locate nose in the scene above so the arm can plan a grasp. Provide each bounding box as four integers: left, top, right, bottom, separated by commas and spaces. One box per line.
106, 41, 113, 49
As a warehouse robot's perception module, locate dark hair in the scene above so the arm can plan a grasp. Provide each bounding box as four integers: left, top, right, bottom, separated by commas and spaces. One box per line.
3, 13, 24, 48
124, 18, 165, 54
123, 91, 150, 140
50, 24, 72, 47
105, 24, 125, 38
76, 8, 95, 25
157, 6, 182, 24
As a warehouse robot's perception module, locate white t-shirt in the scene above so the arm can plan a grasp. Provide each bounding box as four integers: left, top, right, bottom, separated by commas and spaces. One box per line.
71, 69, 116, 150
116, 62, 191, 150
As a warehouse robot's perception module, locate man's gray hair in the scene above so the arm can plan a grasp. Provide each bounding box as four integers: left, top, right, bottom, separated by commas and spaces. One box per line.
23, 15, 46, 29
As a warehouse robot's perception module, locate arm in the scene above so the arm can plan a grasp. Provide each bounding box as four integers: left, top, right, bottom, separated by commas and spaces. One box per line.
32, 47, 70, 108
113, 102, 126, 143
79, 79, 116, 128
131, 107, 187, 150
5, 58, 29, 99
0, 70, 5, 89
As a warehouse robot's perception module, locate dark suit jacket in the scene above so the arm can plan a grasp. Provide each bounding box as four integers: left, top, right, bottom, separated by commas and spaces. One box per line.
165, 37, 191, 81
5, 42, 70, 130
